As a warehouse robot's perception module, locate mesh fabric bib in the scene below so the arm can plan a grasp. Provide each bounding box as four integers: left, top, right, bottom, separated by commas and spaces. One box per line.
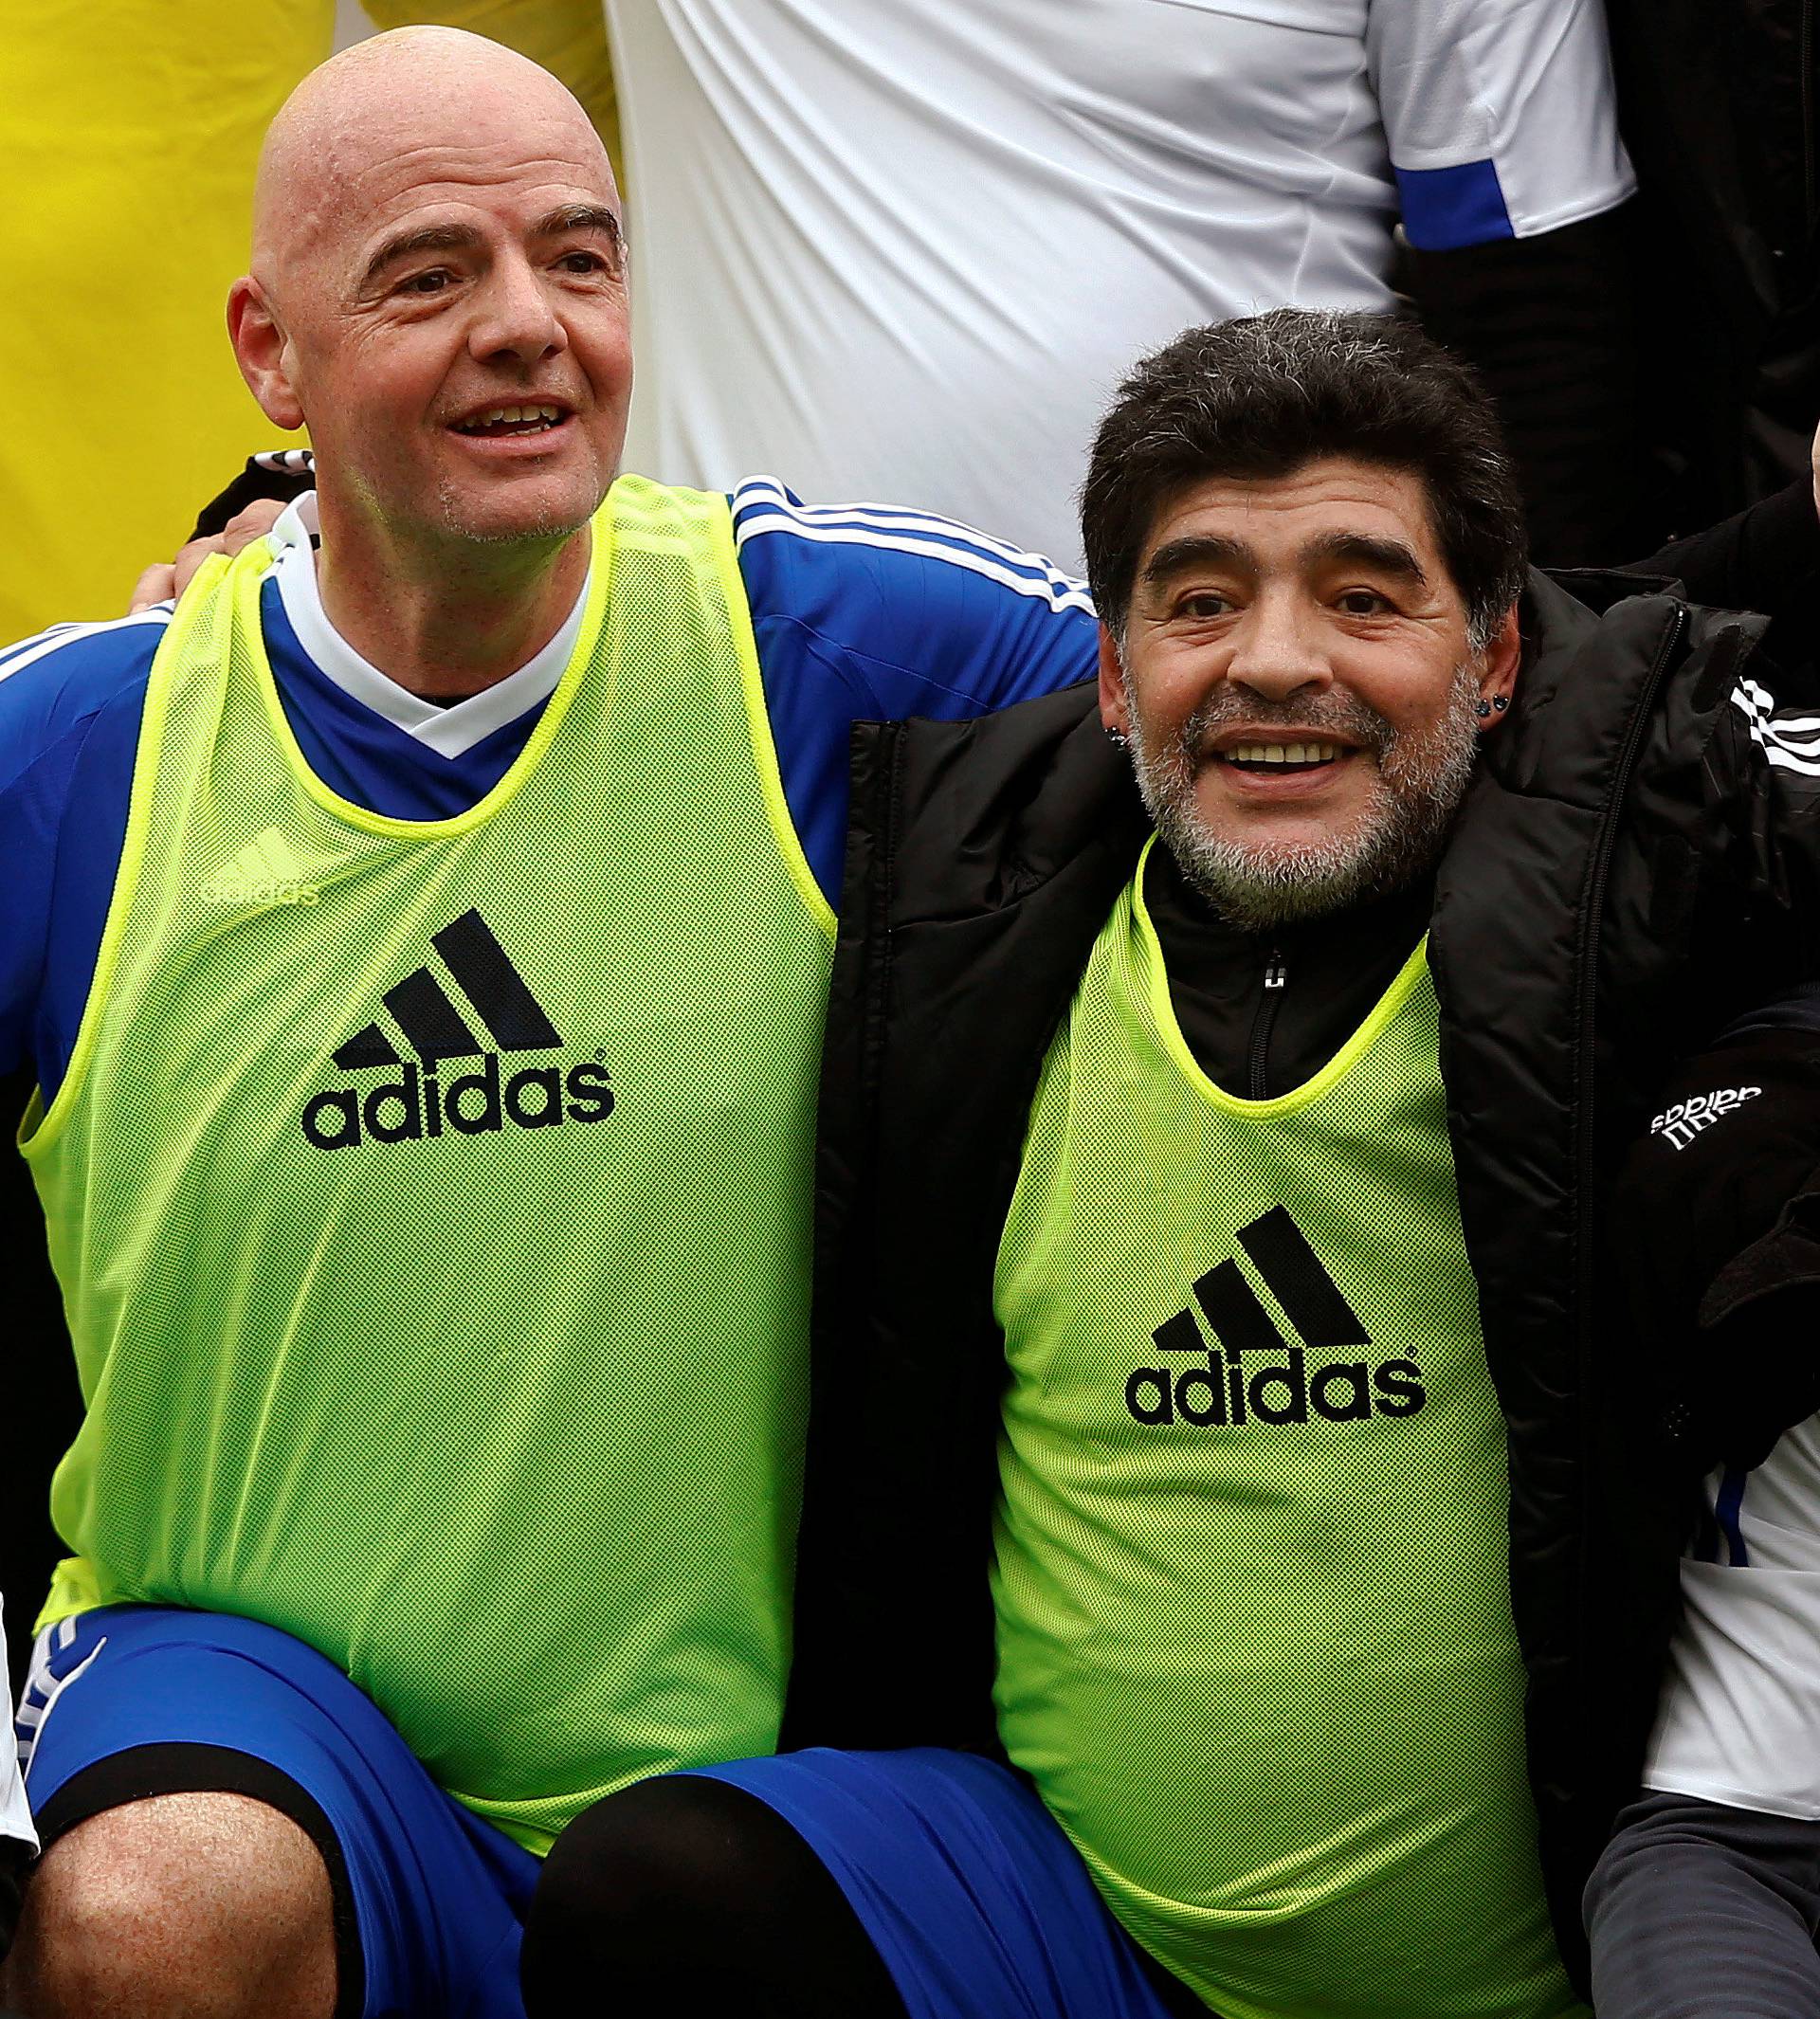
992, 841, 1582, 2019
23, 477, 834, 1852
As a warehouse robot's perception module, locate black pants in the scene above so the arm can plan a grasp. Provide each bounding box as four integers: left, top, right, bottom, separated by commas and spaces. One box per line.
1587, 1790, 1820, 2018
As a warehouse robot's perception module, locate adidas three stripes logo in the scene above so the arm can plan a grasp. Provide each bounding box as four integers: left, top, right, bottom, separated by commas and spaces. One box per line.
335, 909, 562, 1068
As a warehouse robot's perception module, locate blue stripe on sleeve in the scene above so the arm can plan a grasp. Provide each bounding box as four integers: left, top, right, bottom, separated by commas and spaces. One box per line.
1715, 1466, 1752, 1569
733, 480, 1096, 607
1393, 159, 1515, 252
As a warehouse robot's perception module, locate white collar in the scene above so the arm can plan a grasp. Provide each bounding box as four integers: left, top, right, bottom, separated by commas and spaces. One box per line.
263, 494, 589, 760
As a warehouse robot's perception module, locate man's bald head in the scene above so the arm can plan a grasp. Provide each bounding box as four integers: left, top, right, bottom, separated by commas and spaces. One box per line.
251, 27, 617, 305
228, 24, 631, 573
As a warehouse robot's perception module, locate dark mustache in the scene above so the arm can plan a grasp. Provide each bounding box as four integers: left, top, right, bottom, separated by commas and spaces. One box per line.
1181, 691, 1392, 761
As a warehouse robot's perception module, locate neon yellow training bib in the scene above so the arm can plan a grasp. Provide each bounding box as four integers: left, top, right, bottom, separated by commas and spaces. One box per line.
23, 476, 834, 1852
992, 840, 1583, 2019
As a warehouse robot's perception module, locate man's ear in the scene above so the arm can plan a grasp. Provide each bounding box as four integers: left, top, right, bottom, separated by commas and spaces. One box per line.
1475, 602, 1521, 730
228, 276, 304, 431
1098, 626, 1130, 737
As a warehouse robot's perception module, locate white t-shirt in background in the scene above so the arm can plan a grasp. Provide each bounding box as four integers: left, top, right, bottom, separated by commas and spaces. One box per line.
1647, 1421, 1820, 1820
607, 0, 1634, 570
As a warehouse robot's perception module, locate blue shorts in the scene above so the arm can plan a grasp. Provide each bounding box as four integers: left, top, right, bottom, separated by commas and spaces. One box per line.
16, 1606, 541, 2019
687, 1748, 1186, 2019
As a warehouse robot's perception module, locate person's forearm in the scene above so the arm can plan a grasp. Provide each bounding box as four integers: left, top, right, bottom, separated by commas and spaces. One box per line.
1408, 206, 1646, 569
1410, 203, 1820, 656
1586, 1790, 1820, 2018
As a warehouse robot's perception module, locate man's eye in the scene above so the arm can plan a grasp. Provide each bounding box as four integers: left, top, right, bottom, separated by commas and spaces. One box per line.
557, 250, 610, 275
1337, 589, 1391, 615
401, 269, 451, 296
1177, 592, 1231, 620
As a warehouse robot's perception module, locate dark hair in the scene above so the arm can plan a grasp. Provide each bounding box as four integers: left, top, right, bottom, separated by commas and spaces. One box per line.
1081, 309, 1527, 648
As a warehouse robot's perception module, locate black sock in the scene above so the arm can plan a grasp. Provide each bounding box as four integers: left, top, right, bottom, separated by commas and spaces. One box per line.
521, 1773, 912, 2018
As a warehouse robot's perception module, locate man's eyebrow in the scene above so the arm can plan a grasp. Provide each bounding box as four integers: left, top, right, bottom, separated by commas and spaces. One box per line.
1304, 530, 1429, 588
357, 206, 624, 292
1141, 533, 1253, 586
531, 203, 623, 254
359, 222, 482, 290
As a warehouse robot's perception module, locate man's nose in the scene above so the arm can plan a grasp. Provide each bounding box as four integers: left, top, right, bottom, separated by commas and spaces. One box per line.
469, 258, 568, 365
1225, 593, 1333, 701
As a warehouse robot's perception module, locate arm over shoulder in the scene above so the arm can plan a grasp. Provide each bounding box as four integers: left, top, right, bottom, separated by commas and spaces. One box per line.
732, 479, 1101, 903
733, 478, 1099, 715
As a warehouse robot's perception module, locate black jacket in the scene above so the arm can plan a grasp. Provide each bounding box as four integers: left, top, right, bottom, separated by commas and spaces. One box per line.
784, 566, 1820, 1993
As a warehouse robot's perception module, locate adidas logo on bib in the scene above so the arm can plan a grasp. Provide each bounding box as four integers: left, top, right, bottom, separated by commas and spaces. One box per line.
300, 909, 613, 1150
1126, 1206, 1425, 1428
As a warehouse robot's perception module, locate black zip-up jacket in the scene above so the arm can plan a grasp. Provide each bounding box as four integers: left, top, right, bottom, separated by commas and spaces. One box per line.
784, 561, 1820, 1995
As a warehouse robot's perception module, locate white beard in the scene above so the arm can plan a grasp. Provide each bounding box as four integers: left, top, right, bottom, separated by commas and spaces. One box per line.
1125, 663, 1484, 935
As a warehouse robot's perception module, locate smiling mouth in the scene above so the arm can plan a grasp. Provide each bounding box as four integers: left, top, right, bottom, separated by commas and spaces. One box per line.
1218, 739, 1350, 773
451, 403, 570, 438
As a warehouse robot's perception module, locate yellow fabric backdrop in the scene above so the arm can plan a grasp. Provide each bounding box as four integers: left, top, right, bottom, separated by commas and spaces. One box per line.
0, 1, 619, 643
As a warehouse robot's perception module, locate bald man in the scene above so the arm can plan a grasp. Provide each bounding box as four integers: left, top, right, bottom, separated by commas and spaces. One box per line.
0, 27, 1098, 2017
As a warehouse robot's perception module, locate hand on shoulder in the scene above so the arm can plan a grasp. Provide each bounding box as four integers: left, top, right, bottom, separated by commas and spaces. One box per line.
129, 500, 287, 613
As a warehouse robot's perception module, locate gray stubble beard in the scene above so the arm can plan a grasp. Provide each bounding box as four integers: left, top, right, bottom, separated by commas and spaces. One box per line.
434, 476, 595, 547
1124, 662, 1485, 936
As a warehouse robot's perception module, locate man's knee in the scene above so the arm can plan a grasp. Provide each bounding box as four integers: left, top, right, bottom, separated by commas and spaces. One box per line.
5, 1792, 337, 2019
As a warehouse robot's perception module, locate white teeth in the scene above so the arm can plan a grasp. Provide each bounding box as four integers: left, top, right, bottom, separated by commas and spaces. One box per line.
457, 402, 564, 431
1228, 740, 1343, 765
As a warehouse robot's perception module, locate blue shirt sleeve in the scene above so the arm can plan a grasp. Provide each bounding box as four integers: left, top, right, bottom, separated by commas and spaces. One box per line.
0, 614, 168, 1092
735, 478, 1101, 903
